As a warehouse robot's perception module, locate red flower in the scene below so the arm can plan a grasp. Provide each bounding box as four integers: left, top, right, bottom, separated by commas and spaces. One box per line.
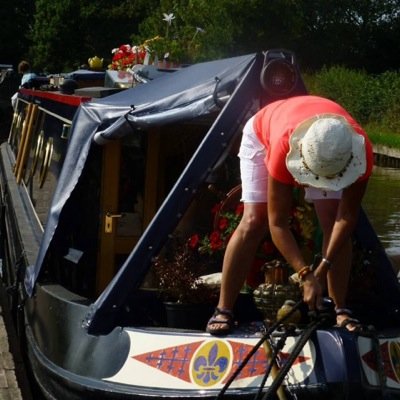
188, 234, 200, 249
119, 44, 131, 52
110, 44, 147, 71
218, 217, 229, 231
209, 231, 223, 251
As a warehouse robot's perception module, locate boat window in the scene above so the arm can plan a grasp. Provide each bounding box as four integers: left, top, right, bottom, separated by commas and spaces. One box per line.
10, 98, 72, 228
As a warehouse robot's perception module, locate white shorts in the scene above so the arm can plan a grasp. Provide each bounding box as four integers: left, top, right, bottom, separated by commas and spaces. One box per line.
238, 116, 342, 203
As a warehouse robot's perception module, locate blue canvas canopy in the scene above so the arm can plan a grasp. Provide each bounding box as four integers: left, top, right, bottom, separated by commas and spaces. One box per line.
24, 54, 260, 296
24, 51, 312, 334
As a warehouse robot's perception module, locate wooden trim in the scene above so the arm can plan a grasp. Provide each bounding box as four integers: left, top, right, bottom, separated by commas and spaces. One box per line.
14, 103, 32, 174
96, 140, 121, 294
15, 103, 39, 183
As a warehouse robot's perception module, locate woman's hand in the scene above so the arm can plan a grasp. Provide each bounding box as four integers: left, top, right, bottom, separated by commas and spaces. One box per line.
302, 272, 323, 310
313, 261, 330, 292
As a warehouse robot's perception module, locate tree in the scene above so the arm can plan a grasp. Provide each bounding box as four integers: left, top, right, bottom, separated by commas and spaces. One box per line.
131, 0, 234, 63
0, 0, 34, 67
30, 0, 158, 72
23, 0, 400, 73
289, 0, 400, 72
221, 0, 304, 55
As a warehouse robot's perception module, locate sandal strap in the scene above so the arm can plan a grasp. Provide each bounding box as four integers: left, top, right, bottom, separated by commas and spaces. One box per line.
207, 307, 235, 335
208, 317, 233, 326
338, 317, 361, 329
214, 307, 234, 318
335, 308, 353, 316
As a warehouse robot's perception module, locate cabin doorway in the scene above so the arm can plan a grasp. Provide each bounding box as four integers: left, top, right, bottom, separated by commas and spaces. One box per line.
95, 125, 208, 294
96, 134, 146, 294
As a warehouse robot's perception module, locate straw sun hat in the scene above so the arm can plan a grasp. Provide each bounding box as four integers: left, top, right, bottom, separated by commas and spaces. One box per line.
286, 114, 366, 191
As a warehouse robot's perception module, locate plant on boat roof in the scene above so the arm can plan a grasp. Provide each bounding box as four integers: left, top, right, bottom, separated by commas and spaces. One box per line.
108, 44, 147, 71
152, 241, 219, 305
141, 12, 206, 65
109, 12, 206, 70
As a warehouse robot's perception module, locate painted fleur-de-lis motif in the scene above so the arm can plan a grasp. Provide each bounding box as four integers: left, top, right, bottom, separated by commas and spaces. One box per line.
193, 343, 228, 385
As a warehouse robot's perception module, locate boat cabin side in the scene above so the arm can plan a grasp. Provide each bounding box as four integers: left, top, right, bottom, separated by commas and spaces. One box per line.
8, 89, 89, 226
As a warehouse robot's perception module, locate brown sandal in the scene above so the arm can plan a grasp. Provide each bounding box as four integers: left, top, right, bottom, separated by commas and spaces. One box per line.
206, 307, 235, 336
335, 308, 362, 332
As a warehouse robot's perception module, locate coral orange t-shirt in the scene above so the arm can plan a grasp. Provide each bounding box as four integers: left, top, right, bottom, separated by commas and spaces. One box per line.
253, 95, 373, 185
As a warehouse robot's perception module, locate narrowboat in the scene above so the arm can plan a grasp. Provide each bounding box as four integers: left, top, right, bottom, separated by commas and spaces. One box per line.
1, 50, 400, 400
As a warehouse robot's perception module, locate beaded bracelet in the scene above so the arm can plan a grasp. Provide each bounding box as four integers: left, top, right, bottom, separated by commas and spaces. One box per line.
297, 265, 312, 281
322, 257, 332, 269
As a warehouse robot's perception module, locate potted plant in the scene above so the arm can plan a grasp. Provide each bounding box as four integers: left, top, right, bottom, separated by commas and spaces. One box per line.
152, 242, 219, 329
187, 187, 282, 289
108, 44, 147, 71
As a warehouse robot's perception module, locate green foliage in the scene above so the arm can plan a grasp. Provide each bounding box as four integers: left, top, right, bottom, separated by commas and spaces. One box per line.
292, 0, 400, 73
220, 0, 304, 55
372, 72, 400, 133
30, 0, 158, 72
306, 66, 400, 138
366, 126, 400, 148
3, 0, 400, 74
131, 0, 234, 63
31, 0, 81, 72
306, 66, 374, 124
5, 0, 400, 147
0, 0, 34, 66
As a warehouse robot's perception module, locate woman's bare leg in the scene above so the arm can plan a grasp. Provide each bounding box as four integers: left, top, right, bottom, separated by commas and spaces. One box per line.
208, 202, 268, 331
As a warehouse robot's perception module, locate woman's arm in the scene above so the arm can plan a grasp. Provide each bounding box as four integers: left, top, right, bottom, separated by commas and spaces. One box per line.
323, 179, 368, 264
268, 177, 305, 271
268, 176, 323, 308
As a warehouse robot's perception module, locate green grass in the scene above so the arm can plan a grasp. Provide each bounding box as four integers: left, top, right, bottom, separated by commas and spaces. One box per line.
365, 124, 400, 149
305, 66, 400, 150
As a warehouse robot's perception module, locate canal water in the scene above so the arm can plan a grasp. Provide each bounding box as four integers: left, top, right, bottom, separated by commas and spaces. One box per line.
362, 166, 400, 260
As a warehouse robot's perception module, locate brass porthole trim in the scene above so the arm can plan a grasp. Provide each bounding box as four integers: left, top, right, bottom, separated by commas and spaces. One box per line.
39, 137, 53, 188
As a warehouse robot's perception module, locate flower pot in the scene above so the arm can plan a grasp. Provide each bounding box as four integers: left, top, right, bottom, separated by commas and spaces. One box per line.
164, 302, 214, 330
